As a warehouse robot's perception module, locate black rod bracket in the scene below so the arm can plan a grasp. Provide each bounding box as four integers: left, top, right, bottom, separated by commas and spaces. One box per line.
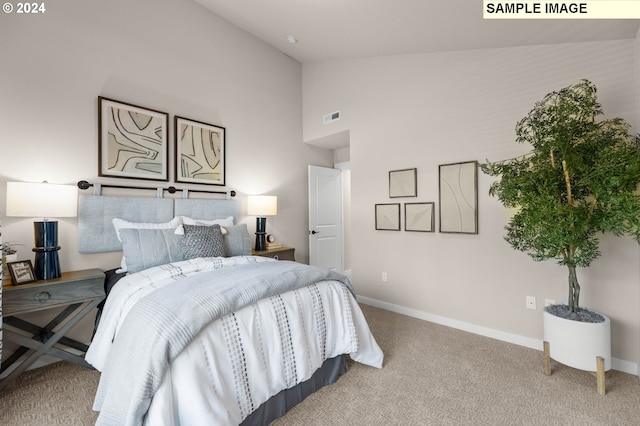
77, 180, 235, 197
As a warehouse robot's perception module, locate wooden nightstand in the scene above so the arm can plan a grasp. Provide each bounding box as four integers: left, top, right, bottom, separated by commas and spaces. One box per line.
0, 268, 105, 391
252, 246, 295, 261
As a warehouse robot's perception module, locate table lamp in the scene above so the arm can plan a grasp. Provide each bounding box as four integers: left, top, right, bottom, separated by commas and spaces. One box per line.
6, 182, 78, 280
247, 195, 277, 251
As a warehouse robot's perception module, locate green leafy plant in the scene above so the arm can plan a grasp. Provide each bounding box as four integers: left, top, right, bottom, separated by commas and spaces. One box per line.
481, 79, 640, 314
1, 242, 23, 255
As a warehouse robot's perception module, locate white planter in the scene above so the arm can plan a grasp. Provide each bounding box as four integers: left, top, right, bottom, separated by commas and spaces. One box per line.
2, 253, 18, 277
543, 309, 611, 372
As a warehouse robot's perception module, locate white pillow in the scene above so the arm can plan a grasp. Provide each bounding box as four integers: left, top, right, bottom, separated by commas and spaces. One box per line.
112, 217, 182, 272
175, 216, 234, 235
182, 216, 233, 226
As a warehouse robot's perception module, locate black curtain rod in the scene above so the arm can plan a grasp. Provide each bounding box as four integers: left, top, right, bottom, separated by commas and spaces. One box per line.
77, 180, 236, 197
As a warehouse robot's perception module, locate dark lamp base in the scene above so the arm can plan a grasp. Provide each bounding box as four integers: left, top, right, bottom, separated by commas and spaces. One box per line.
255, 217, 267, 251
33, 221, 62, 280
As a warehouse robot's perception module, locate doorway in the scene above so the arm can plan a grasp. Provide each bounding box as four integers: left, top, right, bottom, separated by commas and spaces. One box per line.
308, 165, 344, 273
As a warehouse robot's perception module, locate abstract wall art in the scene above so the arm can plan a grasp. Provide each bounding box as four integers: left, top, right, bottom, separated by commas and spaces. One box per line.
389, 168, 417, 198
439, 160, 478, 234
375, 203, 401, 231
98, 97, 169, 181
404, 202, 435, 232
175, 116, 225, 186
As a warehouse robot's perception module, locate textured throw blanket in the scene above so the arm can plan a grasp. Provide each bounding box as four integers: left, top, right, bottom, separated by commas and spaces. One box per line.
92, 257, 353, 426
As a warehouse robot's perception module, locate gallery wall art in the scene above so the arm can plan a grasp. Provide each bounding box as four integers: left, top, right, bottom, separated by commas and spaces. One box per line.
375, 203, 401, 231
98, 97, 169, 181
389, 168, 417, 198
438, 160, 478, 234
175, 116, 225, 186
404, 202, 435, 232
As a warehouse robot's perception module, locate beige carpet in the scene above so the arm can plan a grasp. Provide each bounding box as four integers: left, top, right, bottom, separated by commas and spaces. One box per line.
1, 304, 639, 425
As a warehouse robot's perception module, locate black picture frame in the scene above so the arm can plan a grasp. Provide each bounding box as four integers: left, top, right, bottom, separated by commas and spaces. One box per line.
375, 203, 401, 231
8, 260, 37, 285
405, 202, 435, 232
389, 168, 417, 198
175, 116, 226, 186
98, 96, 169, 181
438, 160, 478, 234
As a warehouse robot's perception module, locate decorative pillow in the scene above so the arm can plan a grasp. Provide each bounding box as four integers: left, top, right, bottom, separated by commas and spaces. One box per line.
181, 224, 226, 260
112, 217, 182, 272
119, 228, 184, 274
222, 224, 252, 256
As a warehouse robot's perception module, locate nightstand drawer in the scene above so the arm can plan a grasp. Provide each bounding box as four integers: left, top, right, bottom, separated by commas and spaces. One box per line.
2, 269, 104, 316
252, 247, 295, 261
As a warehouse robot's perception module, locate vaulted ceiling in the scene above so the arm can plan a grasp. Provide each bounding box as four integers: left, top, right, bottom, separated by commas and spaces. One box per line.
196, 0, 640, 63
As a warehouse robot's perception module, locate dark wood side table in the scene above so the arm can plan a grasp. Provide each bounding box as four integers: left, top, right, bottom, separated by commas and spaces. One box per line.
252, 246, 295, 261
0, 268, 105, 391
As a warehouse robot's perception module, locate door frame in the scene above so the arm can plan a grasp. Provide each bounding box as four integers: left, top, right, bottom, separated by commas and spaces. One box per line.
308, 165, 344, 273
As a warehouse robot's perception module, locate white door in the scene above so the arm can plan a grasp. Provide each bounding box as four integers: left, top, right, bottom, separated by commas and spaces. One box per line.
308, 165, 343, 272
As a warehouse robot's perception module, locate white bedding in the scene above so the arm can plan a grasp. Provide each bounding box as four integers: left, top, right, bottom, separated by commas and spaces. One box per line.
87, 256, 383, 425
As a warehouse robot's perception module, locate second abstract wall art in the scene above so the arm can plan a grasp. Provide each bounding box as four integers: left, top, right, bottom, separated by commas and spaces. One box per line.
438, 160, 478, 234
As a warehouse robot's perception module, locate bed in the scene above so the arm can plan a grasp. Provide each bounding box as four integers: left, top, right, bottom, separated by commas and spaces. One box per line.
79, 194, 383, 425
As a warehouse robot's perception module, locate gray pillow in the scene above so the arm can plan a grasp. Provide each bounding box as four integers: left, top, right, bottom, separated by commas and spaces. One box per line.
182, 224, 226, 259
119, 228, 184, 274
223, 224, 252, 256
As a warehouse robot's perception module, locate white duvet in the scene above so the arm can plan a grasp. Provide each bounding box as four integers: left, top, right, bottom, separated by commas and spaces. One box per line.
87, 256, 383, 425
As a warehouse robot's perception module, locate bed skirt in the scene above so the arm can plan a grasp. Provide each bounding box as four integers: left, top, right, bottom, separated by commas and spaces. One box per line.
241, 354, 348, 425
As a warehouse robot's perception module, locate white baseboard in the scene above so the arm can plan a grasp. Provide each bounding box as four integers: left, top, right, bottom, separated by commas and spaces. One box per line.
357, 295, 639, 376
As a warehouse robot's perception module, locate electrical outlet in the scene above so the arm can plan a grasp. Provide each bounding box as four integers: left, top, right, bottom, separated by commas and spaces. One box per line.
526, 296, 536, 310
381, 272, 388, 282
545, 299, 556, 307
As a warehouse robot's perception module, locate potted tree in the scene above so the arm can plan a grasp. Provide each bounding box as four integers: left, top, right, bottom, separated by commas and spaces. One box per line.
481, 79, 640, 393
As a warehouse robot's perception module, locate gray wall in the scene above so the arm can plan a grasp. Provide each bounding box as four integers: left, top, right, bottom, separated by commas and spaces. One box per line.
303, 39, 640, 373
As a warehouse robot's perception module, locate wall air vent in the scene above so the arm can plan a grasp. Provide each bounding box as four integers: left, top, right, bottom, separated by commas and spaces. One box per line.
322, 110, 341, 124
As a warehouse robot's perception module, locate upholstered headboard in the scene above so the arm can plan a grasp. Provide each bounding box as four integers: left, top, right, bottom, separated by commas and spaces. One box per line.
78, 195, 238, 253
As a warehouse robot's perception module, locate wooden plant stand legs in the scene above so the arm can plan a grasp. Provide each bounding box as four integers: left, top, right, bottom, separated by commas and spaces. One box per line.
543, 341, 552, 376
543, 340, 606, 395
595, 357, 606, 395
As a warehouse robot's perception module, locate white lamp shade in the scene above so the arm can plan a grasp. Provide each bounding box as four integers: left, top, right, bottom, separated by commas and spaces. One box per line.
247, 195, 277, 216
6, 182, 78, 218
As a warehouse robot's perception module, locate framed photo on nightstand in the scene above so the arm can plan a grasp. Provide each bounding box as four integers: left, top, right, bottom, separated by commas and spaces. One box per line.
8, 260, 37, 285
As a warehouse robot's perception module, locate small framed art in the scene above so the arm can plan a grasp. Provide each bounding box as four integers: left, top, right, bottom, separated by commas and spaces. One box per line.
389, 168, 417, 198
98, 97, 169, 181
439, 160, 478, 234
8, 260, 37, 285
175, 116, 226, 186
405, 202, 435, 232
375, 203, 401, 231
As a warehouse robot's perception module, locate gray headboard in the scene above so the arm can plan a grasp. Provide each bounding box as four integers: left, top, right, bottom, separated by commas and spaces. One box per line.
78, 195, 238, 253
